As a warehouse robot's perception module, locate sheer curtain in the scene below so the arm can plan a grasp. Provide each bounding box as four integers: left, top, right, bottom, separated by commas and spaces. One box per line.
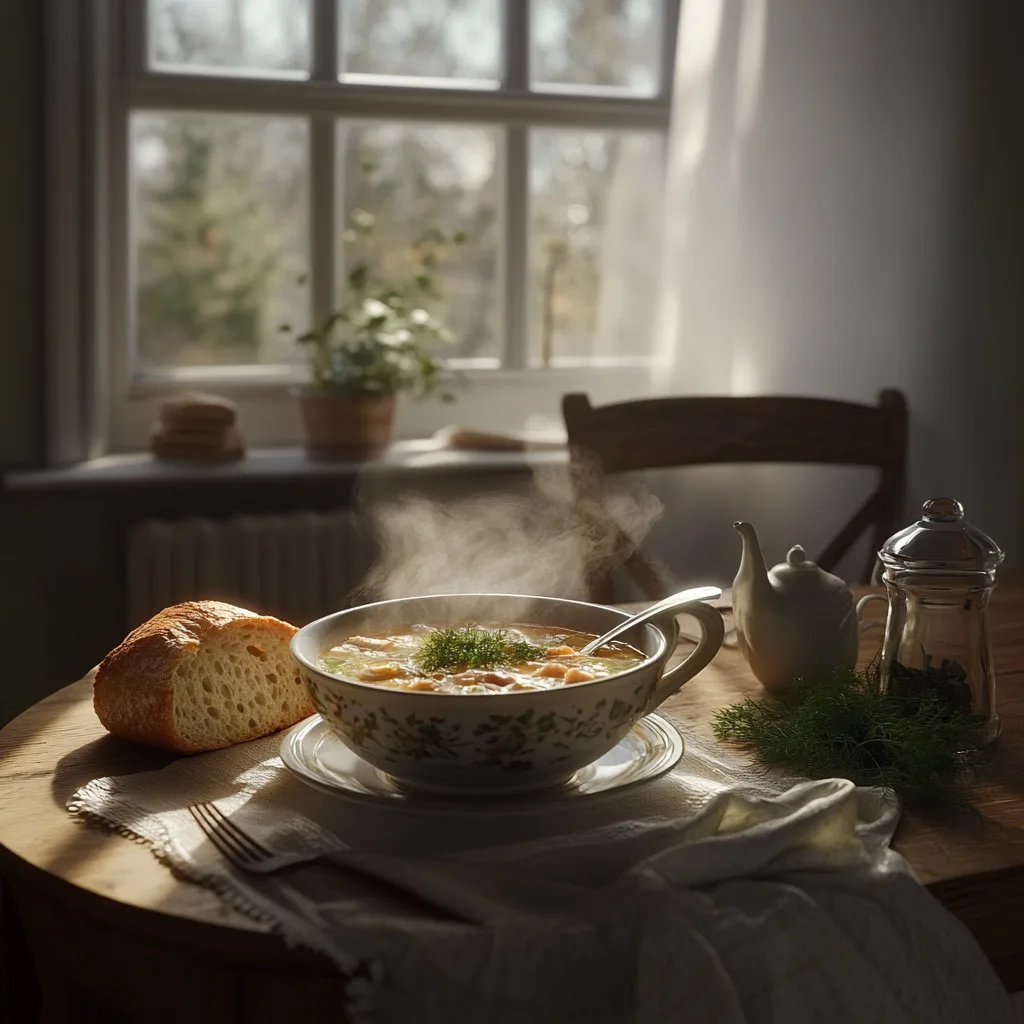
637, 0, 1021, 584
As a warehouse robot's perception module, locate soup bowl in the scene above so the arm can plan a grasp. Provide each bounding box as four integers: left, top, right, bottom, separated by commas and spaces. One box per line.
290, 593, 724, 796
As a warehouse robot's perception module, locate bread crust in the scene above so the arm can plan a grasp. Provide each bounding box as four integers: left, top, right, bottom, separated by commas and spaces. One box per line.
94, 600, 305, 753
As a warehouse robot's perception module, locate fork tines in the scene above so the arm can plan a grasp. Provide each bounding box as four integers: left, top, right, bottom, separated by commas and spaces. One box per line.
188, 801, 272, 869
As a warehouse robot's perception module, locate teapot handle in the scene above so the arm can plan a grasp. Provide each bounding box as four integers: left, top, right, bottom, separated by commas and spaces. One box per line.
855, 593, 887, 634
644, 603, 725, 714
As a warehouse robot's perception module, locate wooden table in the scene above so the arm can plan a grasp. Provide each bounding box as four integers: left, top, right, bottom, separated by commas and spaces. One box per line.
2, 579, 1023, 1022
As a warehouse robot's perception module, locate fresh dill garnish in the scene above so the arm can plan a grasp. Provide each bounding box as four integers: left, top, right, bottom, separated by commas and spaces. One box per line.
414, 626, 544, 673
712, 662, 989, 813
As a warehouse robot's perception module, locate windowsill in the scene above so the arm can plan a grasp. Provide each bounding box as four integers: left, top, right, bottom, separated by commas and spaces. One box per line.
105, 365, 651, 455
3, 440, 568, 492
124, 361, 656, 397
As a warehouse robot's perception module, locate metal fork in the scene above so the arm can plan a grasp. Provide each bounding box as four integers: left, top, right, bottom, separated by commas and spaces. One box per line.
188, 802, 584, 926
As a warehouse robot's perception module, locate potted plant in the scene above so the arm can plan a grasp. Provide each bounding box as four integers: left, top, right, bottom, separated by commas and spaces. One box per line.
282, 209, 463, 460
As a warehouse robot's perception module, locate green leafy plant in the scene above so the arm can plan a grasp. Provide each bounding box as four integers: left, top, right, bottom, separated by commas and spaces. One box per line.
414, 627, 544, 674
712, 662, 989, 812
280, 209, 467, 398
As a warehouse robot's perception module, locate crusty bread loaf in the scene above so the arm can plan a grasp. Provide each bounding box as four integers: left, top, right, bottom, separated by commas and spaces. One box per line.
94, 601, 313, 753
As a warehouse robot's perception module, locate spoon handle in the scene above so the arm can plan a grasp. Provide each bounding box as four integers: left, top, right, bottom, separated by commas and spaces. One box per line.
579, 586, 723, 655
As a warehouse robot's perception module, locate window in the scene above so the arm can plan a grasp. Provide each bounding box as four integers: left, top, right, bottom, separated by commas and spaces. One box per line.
49, 1, 679, 456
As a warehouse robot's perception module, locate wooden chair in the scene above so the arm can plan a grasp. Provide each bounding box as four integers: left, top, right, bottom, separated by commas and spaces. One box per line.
562, 389, 908, 601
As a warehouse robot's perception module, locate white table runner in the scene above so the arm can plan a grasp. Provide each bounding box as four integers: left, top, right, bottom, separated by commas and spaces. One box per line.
69, 719, 1020, 1024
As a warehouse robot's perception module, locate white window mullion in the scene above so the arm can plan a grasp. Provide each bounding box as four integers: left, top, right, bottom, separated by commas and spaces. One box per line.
311, 0, 339, 84
123, 76, 670, 129
502, 0, 529, 92
500, 0, 530, 368
501, 127, 529, 370
310, 117, 337, 336
658, 0, 682, 102
310, 2, 338, 341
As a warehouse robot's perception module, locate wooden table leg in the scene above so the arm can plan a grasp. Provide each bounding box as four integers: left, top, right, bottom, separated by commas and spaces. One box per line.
1, 878, 41, 1022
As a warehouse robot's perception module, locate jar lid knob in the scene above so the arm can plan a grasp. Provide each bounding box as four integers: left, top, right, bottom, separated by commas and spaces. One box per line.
878, 497, 1003, 571
922, 497, 964, 523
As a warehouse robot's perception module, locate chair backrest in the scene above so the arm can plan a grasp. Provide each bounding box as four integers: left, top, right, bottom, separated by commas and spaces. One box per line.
562, 389, 908, 598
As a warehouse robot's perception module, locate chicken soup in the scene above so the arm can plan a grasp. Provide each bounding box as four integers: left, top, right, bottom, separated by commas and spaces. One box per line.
318, 623, 646, 694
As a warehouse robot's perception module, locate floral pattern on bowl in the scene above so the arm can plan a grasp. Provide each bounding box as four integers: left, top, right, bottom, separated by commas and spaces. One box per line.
291, 593, 723, 795
304, 673, 653, 776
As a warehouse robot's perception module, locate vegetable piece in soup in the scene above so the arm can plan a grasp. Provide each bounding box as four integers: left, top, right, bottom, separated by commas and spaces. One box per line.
319, 623, 645, 694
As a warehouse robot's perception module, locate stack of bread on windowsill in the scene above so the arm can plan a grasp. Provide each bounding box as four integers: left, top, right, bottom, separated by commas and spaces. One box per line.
150, 391, 245, 463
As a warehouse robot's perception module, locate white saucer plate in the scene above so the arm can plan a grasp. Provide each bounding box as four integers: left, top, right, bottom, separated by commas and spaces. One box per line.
279, 712, 684, 812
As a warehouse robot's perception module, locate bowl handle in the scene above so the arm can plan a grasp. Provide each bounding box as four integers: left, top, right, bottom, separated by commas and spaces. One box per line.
643, 602, 725, 714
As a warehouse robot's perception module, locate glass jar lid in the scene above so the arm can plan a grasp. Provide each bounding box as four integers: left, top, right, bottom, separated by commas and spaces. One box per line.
879, 497, 1005, 572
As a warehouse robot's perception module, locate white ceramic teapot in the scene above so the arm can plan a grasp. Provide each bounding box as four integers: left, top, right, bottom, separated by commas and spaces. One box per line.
732, 521, 859, 693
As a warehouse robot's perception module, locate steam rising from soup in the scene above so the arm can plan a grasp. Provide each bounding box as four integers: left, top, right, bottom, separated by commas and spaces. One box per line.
355, 463, 665, 604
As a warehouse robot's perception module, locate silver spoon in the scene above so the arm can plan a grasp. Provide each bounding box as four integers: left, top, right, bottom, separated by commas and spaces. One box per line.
578, 586, 723, 655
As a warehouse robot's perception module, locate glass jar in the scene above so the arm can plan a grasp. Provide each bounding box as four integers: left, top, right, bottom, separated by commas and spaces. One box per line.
874, 497, 1004, 743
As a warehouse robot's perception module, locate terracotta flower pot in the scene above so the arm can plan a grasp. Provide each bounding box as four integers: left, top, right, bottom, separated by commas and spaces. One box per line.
298, 391, 396, 461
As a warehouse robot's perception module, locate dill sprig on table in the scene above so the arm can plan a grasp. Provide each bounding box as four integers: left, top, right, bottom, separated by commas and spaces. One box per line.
712, 664, 990, 812
414, 626, 544, 673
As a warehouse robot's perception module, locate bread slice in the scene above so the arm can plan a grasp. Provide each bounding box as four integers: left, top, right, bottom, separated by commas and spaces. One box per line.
94, 600, 312, 753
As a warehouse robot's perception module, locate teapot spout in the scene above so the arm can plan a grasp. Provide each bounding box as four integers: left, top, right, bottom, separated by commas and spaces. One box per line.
733, 521, 771, 597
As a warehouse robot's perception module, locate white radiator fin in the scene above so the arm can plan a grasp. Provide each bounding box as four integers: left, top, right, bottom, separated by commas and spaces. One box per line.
126, 510, 374, 629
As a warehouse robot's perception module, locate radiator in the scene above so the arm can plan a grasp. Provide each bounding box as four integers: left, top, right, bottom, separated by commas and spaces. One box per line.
126, 510, 376, 630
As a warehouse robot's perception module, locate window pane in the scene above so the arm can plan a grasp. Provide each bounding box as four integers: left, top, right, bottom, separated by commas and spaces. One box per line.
341, 0, 500, 87
531, 0, 662, 96
132, 112, 310, 370
338, 123, 501, 362
149, 0, 311, 77
529, 130, 665, 365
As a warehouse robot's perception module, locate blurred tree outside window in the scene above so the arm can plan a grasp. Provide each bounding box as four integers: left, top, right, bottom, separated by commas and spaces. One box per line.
134, 113, 310, 368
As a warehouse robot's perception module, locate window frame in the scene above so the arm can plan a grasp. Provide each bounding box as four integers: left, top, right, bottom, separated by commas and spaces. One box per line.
45, 0, 680, 462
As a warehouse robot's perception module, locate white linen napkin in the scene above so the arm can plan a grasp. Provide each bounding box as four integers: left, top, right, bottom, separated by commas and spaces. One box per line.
68, 720, 1019, 1024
